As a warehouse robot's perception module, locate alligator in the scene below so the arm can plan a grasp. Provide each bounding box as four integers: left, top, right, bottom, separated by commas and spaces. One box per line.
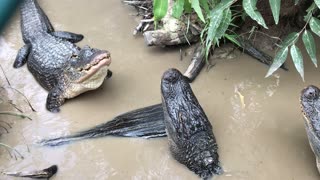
2, 165, 58, 179
300, 85, 320, 173
40, 68, 222, 178
14, 0, 112, 112
161, 68, 223, 178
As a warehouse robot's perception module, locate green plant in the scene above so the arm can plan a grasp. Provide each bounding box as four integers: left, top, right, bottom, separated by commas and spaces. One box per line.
266, 2, 320, 81
153, 0, 320, 81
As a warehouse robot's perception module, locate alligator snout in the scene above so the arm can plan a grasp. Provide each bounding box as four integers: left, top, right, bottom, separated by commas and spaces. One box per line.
162, 68, 181, 83
302, 85, 320, 100
94, 51, 111, 66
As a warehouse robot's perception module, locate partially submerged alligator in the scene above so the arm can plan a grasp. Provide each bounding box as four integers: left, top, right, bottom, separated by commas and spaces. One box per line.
161, 69, 223, 178
2, 165, 58, 179
300, 85, 320, 173
15, 0, 112, 112
40, 68, 222, 178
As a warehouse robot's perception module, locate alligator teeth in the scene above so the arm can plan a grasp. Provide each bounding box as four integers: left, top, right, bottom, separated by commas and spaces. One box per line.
84, 64, 91, 70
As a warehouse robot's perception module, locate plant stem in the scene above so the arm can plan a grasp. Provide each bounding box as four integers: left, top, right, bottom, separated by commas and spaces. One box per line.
0, 111, 32, 120
0, 143, 24, 159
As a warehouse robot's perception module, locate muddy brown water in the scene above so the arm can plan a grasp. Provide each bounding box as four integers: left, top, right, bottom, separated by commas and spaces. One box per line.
0, 0, 320, 179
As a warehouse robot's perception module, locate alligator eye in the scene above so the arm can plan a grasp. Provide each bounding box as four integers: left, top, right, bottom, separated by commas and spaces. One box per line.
304, 86, 319, 100
71, 54, 78, 59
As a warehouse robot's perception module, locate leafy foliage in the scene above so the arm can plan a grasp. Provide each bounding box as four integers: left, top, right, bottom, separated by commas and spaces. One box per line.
269, 0, 280, 24
153, 0, 320, 80
265, 47, 289, 77
191, 0, 205, 22
302, 30, 317, 67
266, 2, 319, 80
290, 44, 304, 81
243, 0, 267, 28
172, 0, 185, 18
153, 0, 168, 21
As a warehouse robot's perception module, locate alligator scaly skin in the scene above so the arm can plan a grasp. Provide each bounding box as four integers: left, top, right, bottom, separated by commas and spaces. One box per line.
16, 0, 111, 112
301, 85, 320, 173
161, 68, 222, 179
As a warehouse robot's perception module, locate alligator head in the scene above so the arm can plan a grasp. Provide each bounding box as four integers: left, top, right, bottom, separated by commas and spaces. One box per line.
161, 68, 223, 179
63, 45, 112, 98
300, 85, 320, 173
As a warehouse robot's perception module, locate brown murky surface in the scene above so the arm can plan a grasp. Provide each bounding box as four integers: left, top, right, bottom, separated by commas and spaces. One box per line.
0, 0, 320, 179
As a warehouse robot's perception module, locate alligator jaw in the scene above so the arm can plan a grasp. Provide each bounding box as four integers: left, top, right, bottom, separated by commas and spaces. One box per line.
76, 52, 111, 83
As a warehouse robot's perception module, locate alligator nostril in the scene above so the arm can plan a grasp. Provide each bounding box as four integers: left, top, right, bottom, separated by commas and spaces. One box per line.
162, 68, 181, 83
303, 86, 319, 99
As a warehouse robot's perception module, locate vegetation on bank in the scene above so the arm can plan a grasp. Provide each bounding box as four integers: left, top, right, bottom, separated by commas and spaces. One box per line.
153, 0, 320, 80
0, 67, 34, 159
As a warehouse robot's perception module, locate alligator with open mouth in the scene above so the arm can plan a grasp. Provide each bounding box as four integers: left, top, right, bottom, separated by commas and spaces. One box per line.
14, 0, 112, 112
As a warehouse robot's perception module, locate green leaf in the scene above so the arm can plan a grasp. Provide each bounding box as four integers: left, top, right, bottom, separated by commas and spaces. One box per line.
302, 30, 317, 67
306, 3, 317, 13
172, 0, 185, 19
281, 32, 299, 47
310, 17, 320, 37
153, 0, 168, 21
315, 0, 320, 9
200, 0, 210, 14
214, 0, 236, 10
290, 44, 304, 81
215, 8, 232, 40
205, 9, 224, 48
184, 0, 192, 13
191, 0, 205, 22
265, 47, 289, 77
224, 34, 240, 46
243, 0, 268, 29
269, 0, 280, 24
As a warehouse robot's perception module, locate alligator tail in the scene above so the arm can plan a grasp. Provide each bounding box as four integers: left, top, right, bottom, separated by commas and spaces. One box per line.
39, 104, 167, 147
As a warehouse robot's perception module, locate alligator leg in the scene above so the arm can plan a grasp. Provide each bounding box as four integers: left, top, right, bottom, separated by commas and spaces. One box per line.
46, 86, 65, 113
50, 31, 84, 43
13, 44, 30, 68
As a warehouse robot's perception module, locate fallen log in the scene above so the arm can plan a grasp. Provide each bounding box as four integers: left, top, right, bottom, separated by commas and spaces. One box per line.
143, 0, 200, 46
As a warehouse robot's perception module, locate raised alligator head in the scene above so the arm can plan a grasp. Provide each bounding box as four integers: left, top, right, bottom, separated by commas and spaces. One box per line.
161, 68, 223, 179
16, 0, 113, 112
300, 85, 320, 173
62, 45, 112, 99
